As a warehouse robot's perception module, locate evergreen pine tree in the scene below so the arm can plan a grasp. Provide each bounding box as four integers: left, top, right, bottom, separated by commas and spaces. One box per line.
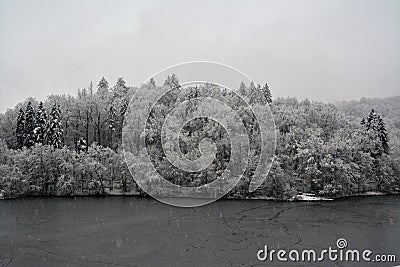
248, 81, 256, 96
34, 101, 48, 144
249, 83, 267, 105
97, 77, 109, 98
170, 74, 179, 88
115, 77, 127, 93
24, 102, 36, 148
149, 77, 156, 87
238, 82, 247, 97
377, 115, 389, 154
262, 83, 272, 104
361, 109, 389, 157
164, 74, 180, 89
107, 77, 130, 149
81, 87, 87, 98
112, 77, 129, 120
16, 108, 25, 149
47, 103, 63, 148
164, 75, 171, 86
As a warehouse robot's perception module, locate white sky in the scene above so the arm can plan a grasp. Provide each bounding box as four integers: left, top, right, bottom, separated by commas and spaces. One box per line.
0, 0, 399, 112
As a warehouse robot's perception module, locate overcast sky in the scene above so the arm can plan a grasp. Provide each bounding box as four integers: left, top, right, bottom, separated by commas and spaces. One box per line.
0, 0, 399, 112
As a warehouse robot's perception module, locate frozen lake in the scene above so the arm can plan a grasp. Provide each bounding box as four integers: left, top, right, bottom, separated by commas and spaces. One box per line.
0, 196, 399, 266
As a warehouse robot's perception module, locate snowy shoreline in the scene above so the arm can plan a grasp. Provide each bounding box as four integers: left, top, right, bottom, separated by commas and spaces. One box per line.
1, 191, 398, 201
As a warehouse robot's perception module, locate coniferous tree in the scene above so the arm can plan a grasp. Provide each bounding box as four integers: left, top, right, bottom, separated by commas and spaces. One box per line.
360, 108, 391, 191
115, 77, 127, 93
170, 74, 179, 88
97, 77, 109, 96
238, 82, 247, 97
92, 77, 109, 146
164, 74, 179, 89
247, 81, 257, 105
47, 103, 63, 148
34, 102, 48, 144
164, 75, 171, 86
81, 87, 87, 98
24, 102, 36, 148
107, 77, 130, 149
249, 83, 267, 106
378, 115, 389, 154
16, 108, 25, 149
112, 78, 128, 109
378, 114, 389, 154
262, 83, 272, 104
361, 109, 389, 157
248, 81, 256, 95
149, 77, 156, 87
113, 77, 129, 123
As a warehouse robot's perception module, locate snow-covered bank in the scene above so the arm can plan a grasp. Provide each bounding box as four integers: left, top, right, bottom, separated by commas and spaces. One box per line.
294, 193, 333, 201
1, 190, 399, 201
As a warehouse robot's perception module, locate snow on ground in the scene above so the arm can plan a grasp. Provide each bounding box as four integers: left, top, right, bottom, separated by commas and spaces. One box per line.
295, 193, 333, 201
107, 189, 142, 196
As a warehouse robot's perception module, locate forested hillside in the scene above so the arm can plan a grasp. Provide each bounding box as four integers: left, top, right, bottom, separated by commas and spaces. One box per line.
336, 96, 400, 164
0, 76, 399, 200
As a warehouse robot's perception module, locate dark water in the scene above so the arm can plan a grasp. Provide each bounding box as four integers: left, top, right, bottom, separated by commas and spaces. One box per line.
0, 196, 399, 267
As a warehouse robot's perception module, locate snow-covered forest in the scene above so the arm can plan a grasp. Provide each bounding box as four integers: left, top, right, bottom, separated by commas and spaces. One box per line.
0, 76, 399, 200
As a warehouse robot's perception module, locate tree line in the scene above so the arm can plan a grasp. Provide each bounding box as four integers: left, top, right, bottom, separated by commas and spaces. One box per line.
0, 76, 399, 199
16, 102, 63, 149
2, 77, 132, 152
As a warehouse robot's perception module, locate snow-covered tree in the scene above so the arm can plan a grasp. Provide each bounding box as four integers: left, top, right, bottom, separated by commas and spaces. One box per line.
238, 81, 247, 97
116, 77, 126, 89
164, 75, 171, 86
107, 77, 130, 149
377, 114, 389, 154
24, 102, 36, 148
81, 87, 87, 98
361, 109, 389, 157
112, 77, 129, 117
97, 77, 109, 99
149, 77, 156, 87
170, 74, 179, 88
47, 103, 63, 148
248, 81, 256, 97
249, 83, 267, 106
262, 83, 272, 104
164, 74, 179, 89
16, 108, 25, 149
34, 101, 48, 144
